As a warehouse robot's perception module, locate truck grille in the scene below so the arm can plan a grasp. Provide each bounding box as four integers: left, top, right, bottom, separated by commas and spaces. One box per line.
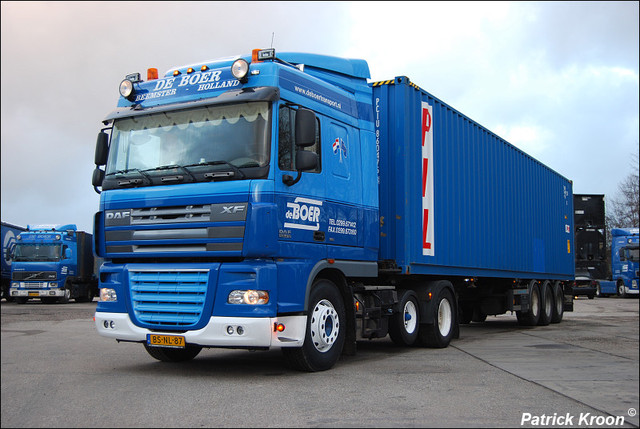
104, 203, 246, 256
12, 271, 57, 281
129, 269, 209, 328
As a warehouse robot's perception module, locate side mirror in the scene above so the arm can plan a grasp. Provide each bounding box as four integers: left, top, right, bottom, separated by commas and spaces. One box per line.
283, 151, 319, 187
295, 109, 317, 147
295, 150, 318, 172
92, 167, 105, 194
95, 132, 109, 166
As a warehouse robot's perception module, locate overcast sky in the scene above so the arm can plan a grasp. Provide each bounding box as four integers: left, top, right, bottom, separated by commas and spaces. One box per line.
1, 1, 638, 233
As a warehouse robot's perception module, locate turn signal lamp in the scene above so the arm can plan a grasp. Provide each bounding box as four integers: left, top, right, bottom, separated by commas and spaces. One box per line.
147, 68, 158, 80
275, 323, 285, 332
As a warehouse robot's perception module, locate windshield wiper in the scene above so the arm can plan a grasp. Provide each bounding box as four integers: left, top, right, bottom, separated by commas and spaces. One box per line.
144, 164, 197, 183
183, 160, 246, 180
107, 168, 152, 186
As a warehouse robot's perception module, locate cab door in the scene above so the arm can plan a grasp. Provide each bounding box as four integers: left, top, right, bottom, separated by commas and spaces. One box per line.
274, 104, 327, 258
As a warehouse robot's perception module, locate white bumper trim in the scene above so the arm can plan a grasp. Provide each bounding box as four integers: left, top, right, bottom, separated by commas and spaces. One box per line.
95, 312, 307, 348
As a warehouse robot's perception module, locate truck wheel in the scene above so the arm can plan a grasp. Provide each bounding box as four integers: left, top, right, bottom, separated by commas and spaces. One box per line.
550, 281, 564, 324
282, 278, 346, 372
459, 303, 473, 324
537, 281, 553, 326
75, 287, 94, 303
144, 344, 202, 362
389, 290, 420, 346
58, 288, 70, 304
418, 287, 455, 348
516, 280, 540, 326
617, 281, 627, 298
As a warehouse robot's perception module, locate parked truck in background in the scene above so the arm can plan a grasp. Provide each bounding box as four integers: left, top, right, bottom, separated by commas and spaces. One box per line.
9, 224, 99, 304
91, 49, 575, 371
572, 194, 607, 298
2, 221, 27, 301
598, 228, 639, 297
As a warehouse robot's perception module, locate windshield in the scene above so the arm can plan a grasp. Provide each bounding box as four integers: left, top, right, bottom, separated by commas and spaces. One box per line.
106, 102, 270, 179
14, 244, 62, 262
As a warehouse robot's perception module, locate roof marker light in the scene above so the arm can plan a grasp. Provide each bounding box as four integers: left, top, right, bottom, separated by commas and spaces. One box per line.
201, 65, 209, 72
187, 67, 194, 74
173, 70, 181, 76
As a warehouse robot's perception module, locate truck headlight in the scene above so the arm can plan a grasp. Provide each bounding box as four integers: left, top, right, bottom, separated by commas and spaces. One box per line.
231, 59, 249, 82
49, 282, 58, 288
100, 288, 117, 302
119, 79, 134, 99
228, 290, 269, 305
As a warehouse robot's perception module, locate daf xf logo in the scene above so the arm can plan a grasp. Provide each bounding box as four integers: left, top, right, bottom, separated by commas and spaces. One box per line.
105, 210, 131, 226
106, 211, 130, 220
221, 205, 245, 214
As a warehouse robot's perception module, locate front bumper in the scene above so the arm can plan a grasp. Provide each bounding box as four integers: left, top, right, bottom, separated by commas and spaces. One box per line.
10, 288, 66, 298
95, 312, 306, 349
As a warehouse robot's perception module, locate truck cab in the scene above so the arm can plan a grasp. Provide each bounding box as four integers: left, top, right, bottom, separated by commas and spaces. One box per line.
9, 224, 97, 303
610, 228, 639, 296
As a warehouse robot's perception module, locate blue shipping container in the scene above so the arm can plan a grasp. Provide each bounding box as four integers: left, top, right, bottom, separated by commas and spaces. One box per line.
373, 77, 574, 280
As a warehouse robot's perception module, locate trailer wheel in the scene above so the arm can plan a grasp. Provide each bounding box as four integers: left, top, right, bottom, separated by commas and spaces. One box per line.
550, 281, 564, 323
389, 290, 420, 346
282, 278, 346, 372
537, 280, 553, 326
516, 280, 540, 326
144, 344, 202, 362
418, 288, 455, 348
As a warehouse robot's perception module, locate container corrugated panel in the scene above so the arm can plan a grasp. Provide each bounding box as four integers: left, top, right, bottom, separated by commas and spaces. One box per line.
373, 77, 574, 280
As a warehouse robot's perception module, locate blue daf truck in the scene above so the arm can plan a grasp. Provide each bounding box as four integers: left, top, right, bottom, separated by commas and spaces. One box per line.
9, 224, 99, 304
92, 49, 575, 371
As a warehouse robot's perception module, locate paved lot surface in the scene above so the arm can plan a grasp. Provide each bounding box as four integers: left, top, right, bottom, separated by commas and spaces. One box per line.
1, 296, 638, 428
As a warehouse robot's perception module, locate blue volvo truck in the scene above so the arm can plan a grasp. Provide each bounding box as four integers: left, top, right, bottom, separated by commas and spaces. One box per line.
2, 221, 26, 301
92, 49, 575, 371
9, 224, 99, 304
598, 228, 639, 297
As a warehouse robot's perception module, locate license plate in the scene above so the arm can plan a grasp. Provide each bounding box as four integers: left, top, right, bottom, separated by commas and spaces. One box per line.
147, 334, 186, 348
28, 292, 39, 297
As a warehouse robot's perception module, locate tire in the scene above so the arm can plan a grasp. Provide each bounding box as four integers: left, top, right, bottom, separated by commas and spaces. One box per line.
617, 281, 627, 298
517, 280, 540, 326
389, 290, 420, 346
550, 281, 564, 324
144, 344, 202, 362
595, 283, 601, 298
418, 287, 455, 348
537, 280, 553, 326
282, 278, 346, 372
58, 282, 70, 304
75, 286, 94, 303
459, 303, 473, 325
